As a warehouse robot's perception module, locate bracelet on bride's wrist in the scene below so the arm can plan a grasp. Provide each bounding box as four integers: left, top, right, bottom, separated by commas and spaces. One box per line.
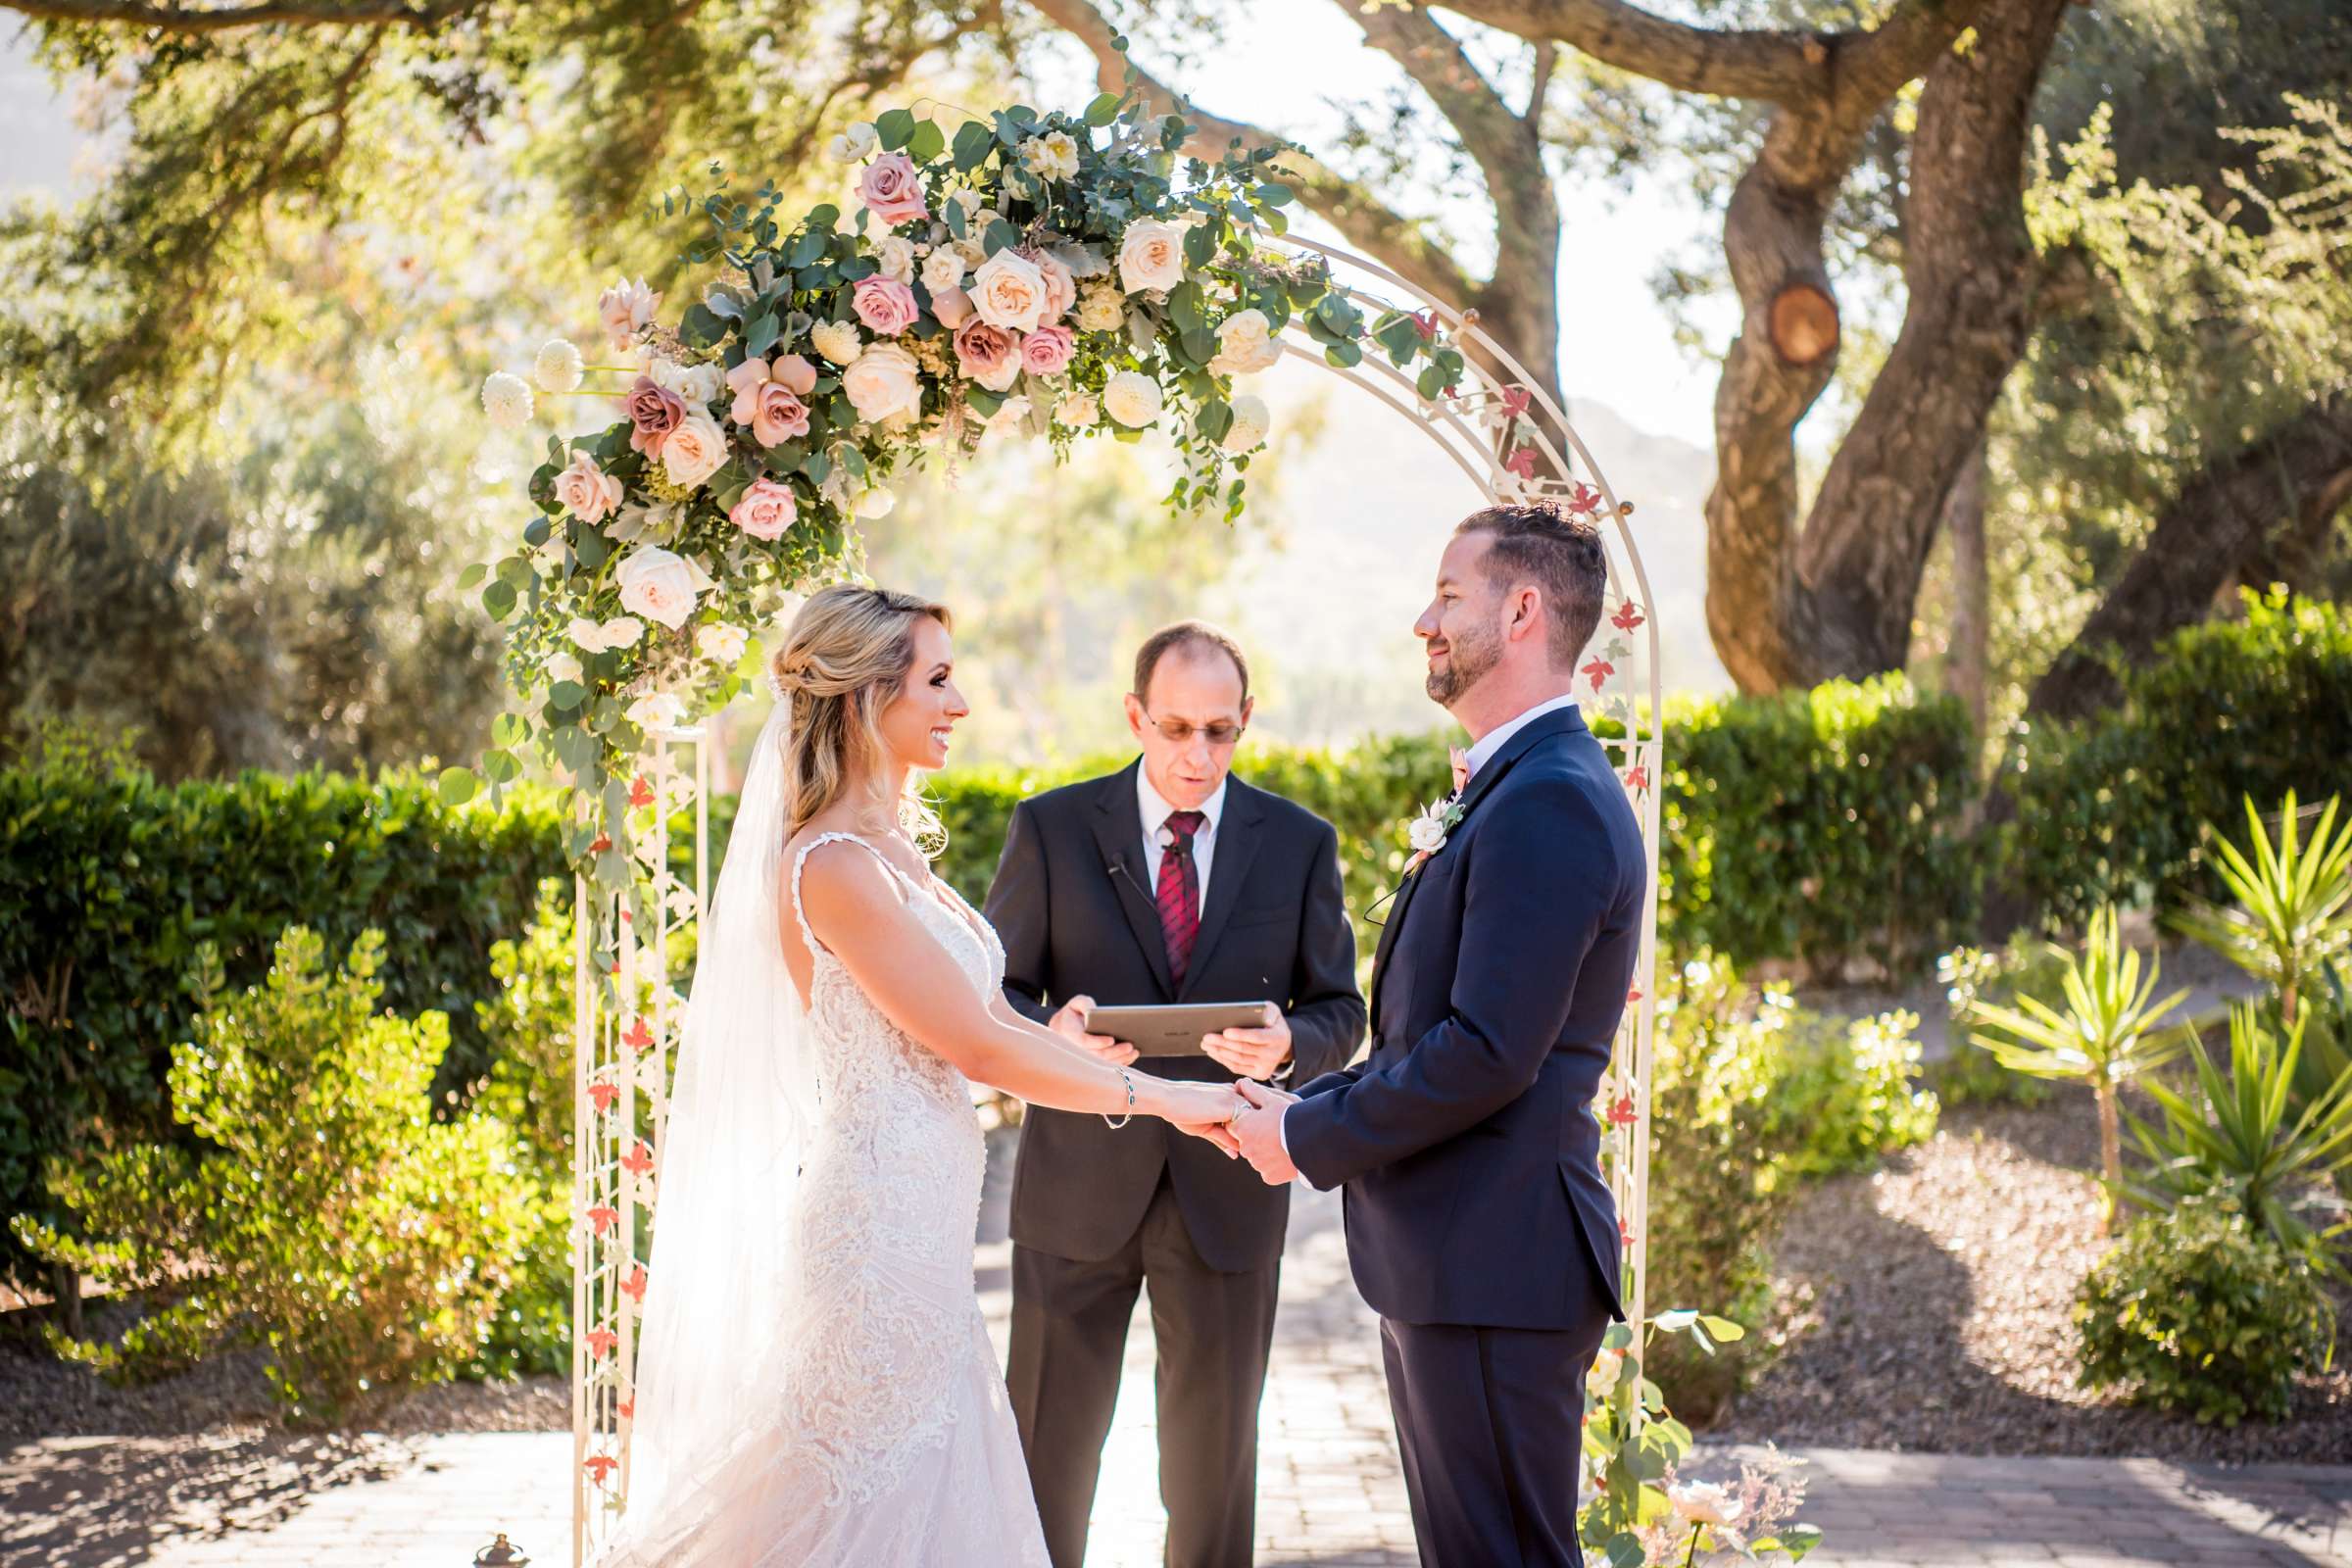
1102, 1066, 1137, 1130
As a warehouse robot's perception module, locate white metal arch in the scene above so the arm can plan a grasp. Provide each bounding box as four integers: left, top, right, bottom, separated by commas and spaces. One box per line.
565, 229, 1667, 1566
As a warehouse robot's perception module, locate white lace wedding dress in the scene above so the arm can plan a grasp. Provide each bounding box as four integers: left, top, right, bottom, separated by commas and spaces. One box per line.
595, 706, 1051, 1567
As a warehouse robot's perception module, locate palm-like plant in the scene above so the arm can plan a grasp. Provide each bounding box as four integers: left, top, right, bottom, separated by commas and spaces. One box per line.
2173, 792, 2352, 1028
2125, 1004, 2352, 1271
1967, 906, 2188, 1232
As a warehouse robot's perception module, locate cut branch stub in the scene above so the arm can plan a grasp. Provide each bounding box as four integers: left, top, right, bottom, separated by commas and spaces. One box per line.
1768, 283, 1838, 367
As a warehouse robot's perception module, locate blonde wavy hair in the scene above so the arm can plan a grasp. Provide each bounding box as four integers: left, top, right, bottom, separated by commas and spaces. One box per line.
769, 584, 954, 853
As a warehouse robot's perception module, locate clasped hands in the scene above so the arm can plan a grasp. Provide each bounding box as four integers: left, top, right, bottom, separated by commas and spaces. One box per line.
1177, 1078, 1300, 1185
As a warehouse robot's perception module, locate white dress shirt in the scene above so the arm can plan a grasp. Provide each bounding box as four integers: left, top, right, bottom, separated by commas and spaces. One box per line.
1277, 692, 1581, 1164
1138, 767, 1227, 906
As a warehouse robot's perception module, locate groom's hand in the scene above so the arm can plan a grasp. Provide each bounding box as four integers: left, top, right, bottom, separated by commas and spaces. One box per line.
1231, 1079, 1300, 1185
1201, 1003, 1292, 1081
1050, 994, 1139, 1066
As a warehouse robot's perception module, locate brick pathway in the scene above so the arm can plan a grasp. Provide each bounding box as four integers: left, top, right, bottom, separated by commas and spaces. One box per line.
6, 1174, 2350, 1566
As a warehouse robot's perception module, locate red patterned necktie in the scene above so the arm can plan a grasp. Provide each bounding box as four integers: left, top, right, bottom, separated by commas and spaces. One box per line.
1154, 809, 1207, 990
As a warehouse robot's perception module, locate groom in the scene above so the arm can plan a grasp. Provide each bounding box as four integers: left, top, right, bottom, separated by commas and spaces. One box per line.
1231, 500, 1645, 1567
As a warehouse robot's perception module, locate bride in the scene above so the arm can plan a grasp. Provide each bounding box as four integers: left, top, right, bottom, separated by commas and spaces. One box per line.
598, 584, 1244, 1566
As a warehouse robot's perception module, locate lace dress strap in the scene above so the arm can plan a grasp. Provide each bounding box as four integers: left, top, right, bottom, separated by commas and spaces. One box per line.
789, 831, 918, 957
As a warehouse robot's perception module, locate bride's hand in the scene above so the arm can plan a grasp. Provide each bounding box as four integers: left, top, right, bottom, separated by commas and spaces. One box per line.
1151, 1079, 1247, 1157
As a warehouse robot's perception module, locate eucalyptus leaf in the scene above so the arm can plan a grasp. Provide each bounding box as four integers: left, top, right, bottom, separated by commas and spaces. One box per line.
436, 766, 478, 807
874, 108, 916, 152
907, 119, 946, 165
952, 121, 995, 172
983, 217, 1020, 258
1084, 92, 1122, 126
745, 313, 781, 359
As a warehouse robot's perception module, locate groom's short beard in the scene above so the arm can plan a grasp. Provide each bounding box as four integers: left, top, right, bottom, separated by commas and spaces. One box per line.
1425, 620, 1500, 706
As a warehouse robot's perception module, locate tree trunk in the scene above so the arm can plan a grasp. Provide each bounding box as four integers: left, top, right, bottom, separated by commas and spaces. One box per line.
2094, 1081, 2120, 1236
1708, 0, 2069, 692
1944, 438, 1990, 741
2030, 395, 2352, 720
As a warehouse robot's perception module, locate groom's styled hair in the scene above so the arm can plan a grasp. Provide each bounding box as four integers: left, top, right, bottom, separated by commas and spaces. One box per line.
1455, 501, 1608, 667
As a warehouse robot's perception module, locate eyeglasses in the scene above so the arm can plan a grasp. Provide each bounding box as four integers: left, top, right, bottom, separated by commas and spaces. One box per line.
1137, 705, 1247, 748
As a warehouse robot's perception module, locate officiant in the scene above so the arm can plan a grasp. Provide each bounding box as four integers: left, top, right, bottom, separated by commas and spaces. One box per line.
983, 620, 1365, 1568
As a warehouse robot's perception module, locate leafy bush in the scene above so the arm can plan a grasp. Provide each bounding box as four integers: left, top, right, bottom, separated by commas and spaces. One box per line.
2077, 1195, 2334, 1425
1643, 955, 1938, 1420
1928, 939, 2063, 1107
11, 928, 536, 1423
2005, 590, 2352, 927
1663, 674, 1979, 981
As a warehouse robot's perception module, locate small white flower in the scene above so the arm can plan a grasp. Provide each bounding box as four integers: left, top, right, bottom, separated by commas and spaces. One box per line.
1102, 369, 1162, 428
855, 486, 897, 518
1208, 308, 1283, 377
1075, 281, 1126, 334
648, 357, 723, 407
546, 652, 584, 686
810, 318, 864, 366
985, 394, 1032, 432
1585, 1348, 1624, 1400
533, 339, 585, 393
874, 234, 918, 285
1667, 1480, 1740, 1530
920, 246, 967, 294
828, 121, 879, 164
480, 371, 533, 429
696, 623, 749, 663
1221, 392, 1271, 452
1021, 129, 1081, 182
568, 614, 645, 653
1055, 390, 1101, 428
1407, 805, 1451, 856
626, 691, 687, 733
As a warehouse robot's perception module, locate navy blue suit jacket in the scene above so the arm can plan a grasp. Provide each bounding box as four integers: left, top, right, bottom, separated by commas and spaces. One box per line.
1283, 704, 1644, 1331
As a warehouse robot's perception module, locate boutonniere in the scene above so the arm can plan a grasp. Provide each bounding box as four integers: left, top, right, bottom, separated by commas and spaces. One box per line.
1401, 748, 1473, 876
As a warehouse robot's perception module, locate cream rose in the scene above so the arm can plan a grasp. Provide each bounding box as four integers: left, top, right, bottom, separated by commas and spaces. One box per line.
614, 547, 711, 631
1221, 392, 1271, 452
841, 340, 923, 421
1102, 369, 1163, 427
1021, 129, 1081, 182
969, 248, 1050, 333
568, 614, 644, 653
1209, 308, 1284, 377
920, 246, 966, 294
626, 691, 687, 733
810, 318, 863, 366
534, 339, 584, 393
598, 276, 660, 352
554, 449, 623, 523
827, 121, 879, 164
1054, 390, 1101, 427
659, 409, 729, 490
873, 233, 918, 285
1667, 1481, 1739, 1530
1075, 281, 1126, 334
1028, 247, 1075, 324
697, 623, 750, 663
546, 652, 584, 686
1116, 219, 1185, 294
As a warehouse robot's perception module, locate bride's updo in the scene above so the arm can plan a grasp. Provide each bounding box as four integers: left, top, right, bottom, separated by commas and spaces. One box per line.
770, 584, 954, 843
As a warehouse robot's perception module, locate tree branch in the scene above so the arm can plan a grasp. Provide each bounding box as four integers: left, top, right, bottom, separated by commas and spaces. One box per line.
0, 0, 457, 31
1021, 0, 1479, 308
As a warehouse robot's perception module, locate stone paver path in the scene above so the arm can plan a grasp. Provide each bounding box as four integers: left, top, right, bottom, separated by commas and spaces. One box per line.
7, 1176, 2350, 1566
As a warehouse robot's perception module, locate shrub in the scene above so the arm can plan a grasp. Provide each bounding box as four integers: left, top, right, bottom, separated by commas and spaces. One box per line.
2077, 1195, 2334, 1425
1928, 939, 2064, 1107
11, 928, 536, 1423
1663, 674, 1979, 980
1642, 955, 1937, 1420
2004, 590, 2352, 927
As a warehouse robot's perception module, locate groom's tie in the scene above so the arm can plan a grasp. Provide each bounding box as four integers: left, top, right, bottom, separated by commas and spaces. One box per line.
1154, 809, 1207, 990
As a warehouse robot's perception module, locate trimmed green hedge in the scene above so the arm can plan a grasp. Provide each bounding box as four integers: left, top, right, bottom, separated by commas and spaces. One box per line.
2001, 590, 2352, 928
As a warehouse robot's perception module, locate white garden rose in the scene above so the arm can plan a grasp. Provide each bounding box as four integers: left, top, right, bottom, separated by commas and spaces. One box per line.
874, 234, 918, 285
568, 614, 644, 652
827, 121, 879, 164
855, 486, 897, 518
1584, 1347, 1624, 1399
1221, 392, 1271, 452
1209, 308, 1283, 377
625, 691, 687, 733
480, 371, 533, 429
810, 318, 864, 366
546, 652, 584, 686
1074, 281, 1126, 334
920, 246, 967, 294
660, 409, 729, 490
1055, 390, 1101, 427
1406, 807, 1450, 856
614, 547, 711, 630
649, 357, 723, 407
696, 623, 749, 663
1102, 369, 1162, 428
953, 236, 989, 271
1666, 1481, 1739, 1530
1116, 219, 1185, 294
533, 339, 585, 393
841, 341, 923, 421
984, 394, 1032, 433
969, 248, 1050, 333
1021, 129, 1081, 181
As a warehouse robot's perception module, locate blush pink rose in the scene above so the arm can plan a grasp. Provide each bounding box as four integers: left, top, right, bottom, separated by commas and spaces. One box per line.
625, 375, 686, 456
930, 285, 975, 330
770, 353, 817, 396
724, 356, 819, 446
858, 152, 929, 227
1026, 248, 1076, 325
954, 318, 1021, 393
1021, 324, 1075, 378
852, 275, 921, 336
728, 477, 799, 541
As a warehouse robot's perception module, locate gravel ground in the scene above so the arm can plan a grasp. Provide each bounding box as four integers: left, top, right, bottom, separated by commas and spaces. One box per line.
1714, 1095, 2352, 1461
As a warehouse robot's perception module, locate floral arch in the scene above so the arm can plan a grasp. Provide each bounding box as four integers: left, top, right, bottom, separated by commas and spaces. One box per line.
473, 93, 1664, 1564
